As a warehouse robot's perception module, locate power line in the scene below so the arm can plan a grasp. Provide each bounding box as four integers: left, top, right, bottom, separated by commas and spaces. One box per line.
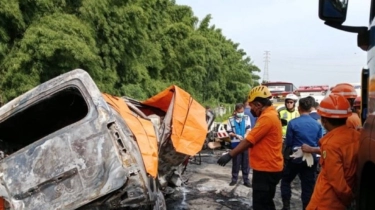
263, 51, 270, 82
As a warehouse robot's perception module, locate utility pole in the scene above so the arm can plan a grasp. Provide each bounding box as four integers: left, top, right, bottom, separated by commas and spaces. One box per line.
263, 51, 270, 83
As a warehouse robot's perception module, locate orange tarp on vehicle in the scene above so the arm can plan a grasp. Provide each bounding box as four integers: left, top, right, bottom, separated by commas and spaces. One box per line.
142, 85, 208, 156
102, 93, 158, 178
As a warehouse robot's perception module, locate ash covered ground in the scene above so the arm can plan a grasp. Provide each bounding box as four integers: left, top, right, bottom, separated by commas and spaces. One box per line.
165, 150, 303, 210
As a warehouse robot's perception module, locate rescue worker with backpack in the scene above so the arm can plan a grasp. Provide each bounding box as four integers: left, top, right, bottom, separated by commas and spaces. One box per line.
301, 94, 360, 209
218, 85, 283, 210
331, 83, 361, 129
226, 103, 252, 187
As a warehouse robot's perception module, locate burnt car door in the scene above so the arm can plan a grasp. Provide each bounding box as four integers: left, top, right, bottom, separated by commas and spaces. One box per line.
0, 70, 134, 210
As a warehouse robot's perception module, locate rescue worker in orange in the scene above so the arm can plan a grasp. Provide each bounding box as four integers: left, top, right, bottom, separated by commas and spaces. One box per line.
331, 83, 361, 129
217, 85, 283, 210
301, 94, 360, 209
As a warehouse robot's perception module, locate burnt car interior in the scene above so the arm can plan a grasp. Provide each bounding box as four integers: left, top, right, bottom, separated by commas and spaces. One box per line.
123, 96, 166, 117
0, 87, 88, 155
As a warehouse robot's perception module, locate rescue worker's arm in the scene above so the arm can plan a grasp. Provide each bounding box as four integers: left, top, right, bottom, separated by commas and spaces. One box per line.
229, 116, 272, 157
301, 144, 321, 154
285, 121, 294, 148
323, 145, 355, 205
229, 139, 252, 157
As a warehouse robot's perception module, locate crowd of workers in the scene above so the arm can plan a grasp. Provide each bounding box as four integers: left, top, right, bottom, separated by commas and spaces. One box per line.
217, 83, 362, 210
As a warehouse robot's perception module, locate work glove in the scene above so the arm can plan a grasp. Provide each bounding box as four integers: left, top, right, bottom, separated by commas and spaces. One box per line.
302, 153, 314, 167
289, 147, 303, 159
290, 147, 314, 167
217, 153, 232, 166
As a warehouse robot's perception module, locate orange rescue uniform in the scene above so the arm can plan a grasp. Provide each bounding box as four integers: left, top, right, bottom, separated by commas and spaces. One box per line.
0, 197, 4, 210
246, 106, 283, 172
346, 112, 361, 129
306, 125, 360, 210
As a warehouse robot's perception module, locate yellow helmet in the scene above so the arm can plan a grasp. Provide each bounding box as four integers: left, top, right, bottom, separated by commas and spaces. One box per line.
248, 85, 272, 102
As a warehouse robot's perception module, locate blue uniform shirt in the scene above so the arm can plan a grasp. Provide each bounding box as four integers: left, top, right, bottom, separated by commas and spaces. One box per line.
286, 114, 323, 163
244, 107, 257, 128
309, 112, 320, 120
310, 111, 326, 136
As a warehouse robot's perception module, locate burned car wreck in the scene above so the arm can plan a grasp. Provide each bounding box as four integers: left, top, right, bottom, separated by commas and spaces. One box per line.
0, 69, 213, 210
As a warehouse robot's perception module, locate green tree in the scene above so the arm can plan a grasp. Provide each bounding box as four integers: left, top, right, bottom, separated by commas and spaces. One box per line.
0, 0, 260, 105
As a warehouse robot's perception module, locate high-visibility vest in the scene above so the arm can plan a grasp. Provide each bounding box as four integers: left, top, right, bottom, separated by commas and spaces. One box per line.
228, 116, 251, 148
279, 109, 299, 137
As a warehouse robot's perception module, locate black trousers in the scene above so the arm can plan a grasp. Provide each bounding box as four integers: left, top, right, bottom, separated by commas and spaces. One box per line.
252, 170, 283, 210
281, 161, 317, 209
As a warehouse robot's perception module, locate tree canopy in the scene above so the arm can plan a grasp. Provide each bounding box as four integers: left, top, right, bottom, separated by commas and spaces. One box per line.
0, 0, 260, 105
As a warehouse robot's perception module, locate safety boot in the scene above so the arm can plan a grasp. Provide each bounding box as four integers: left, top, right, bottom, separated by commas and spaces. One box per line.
281, 199, 290, 210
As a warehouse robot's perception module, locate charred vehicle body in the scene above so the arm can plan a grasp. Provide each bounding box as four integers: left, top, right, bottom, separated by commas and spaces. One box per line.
0, 69, 212, 210
123, 90, 215, 190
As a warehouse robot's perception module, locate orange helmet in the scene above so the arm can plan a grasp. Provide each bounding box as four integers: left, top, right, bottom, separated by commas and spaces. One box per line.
317, 94, 352, 118
353, 96, 361, 107
331, 83, 357, 99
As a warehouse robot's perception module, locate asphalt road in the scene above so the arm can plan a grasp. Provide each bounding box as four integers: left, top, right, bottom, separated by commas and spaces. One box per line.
165, 150, 303, 210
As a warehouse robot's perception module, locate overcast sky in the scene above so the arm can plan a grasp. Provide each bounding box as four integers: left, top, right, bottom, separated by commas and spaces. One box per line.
175, 0, 369, 87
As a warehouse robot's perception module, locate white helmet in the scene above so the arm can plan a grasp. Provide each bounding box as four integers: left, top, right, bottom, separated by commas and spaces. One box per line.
285, 93, 298, 101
